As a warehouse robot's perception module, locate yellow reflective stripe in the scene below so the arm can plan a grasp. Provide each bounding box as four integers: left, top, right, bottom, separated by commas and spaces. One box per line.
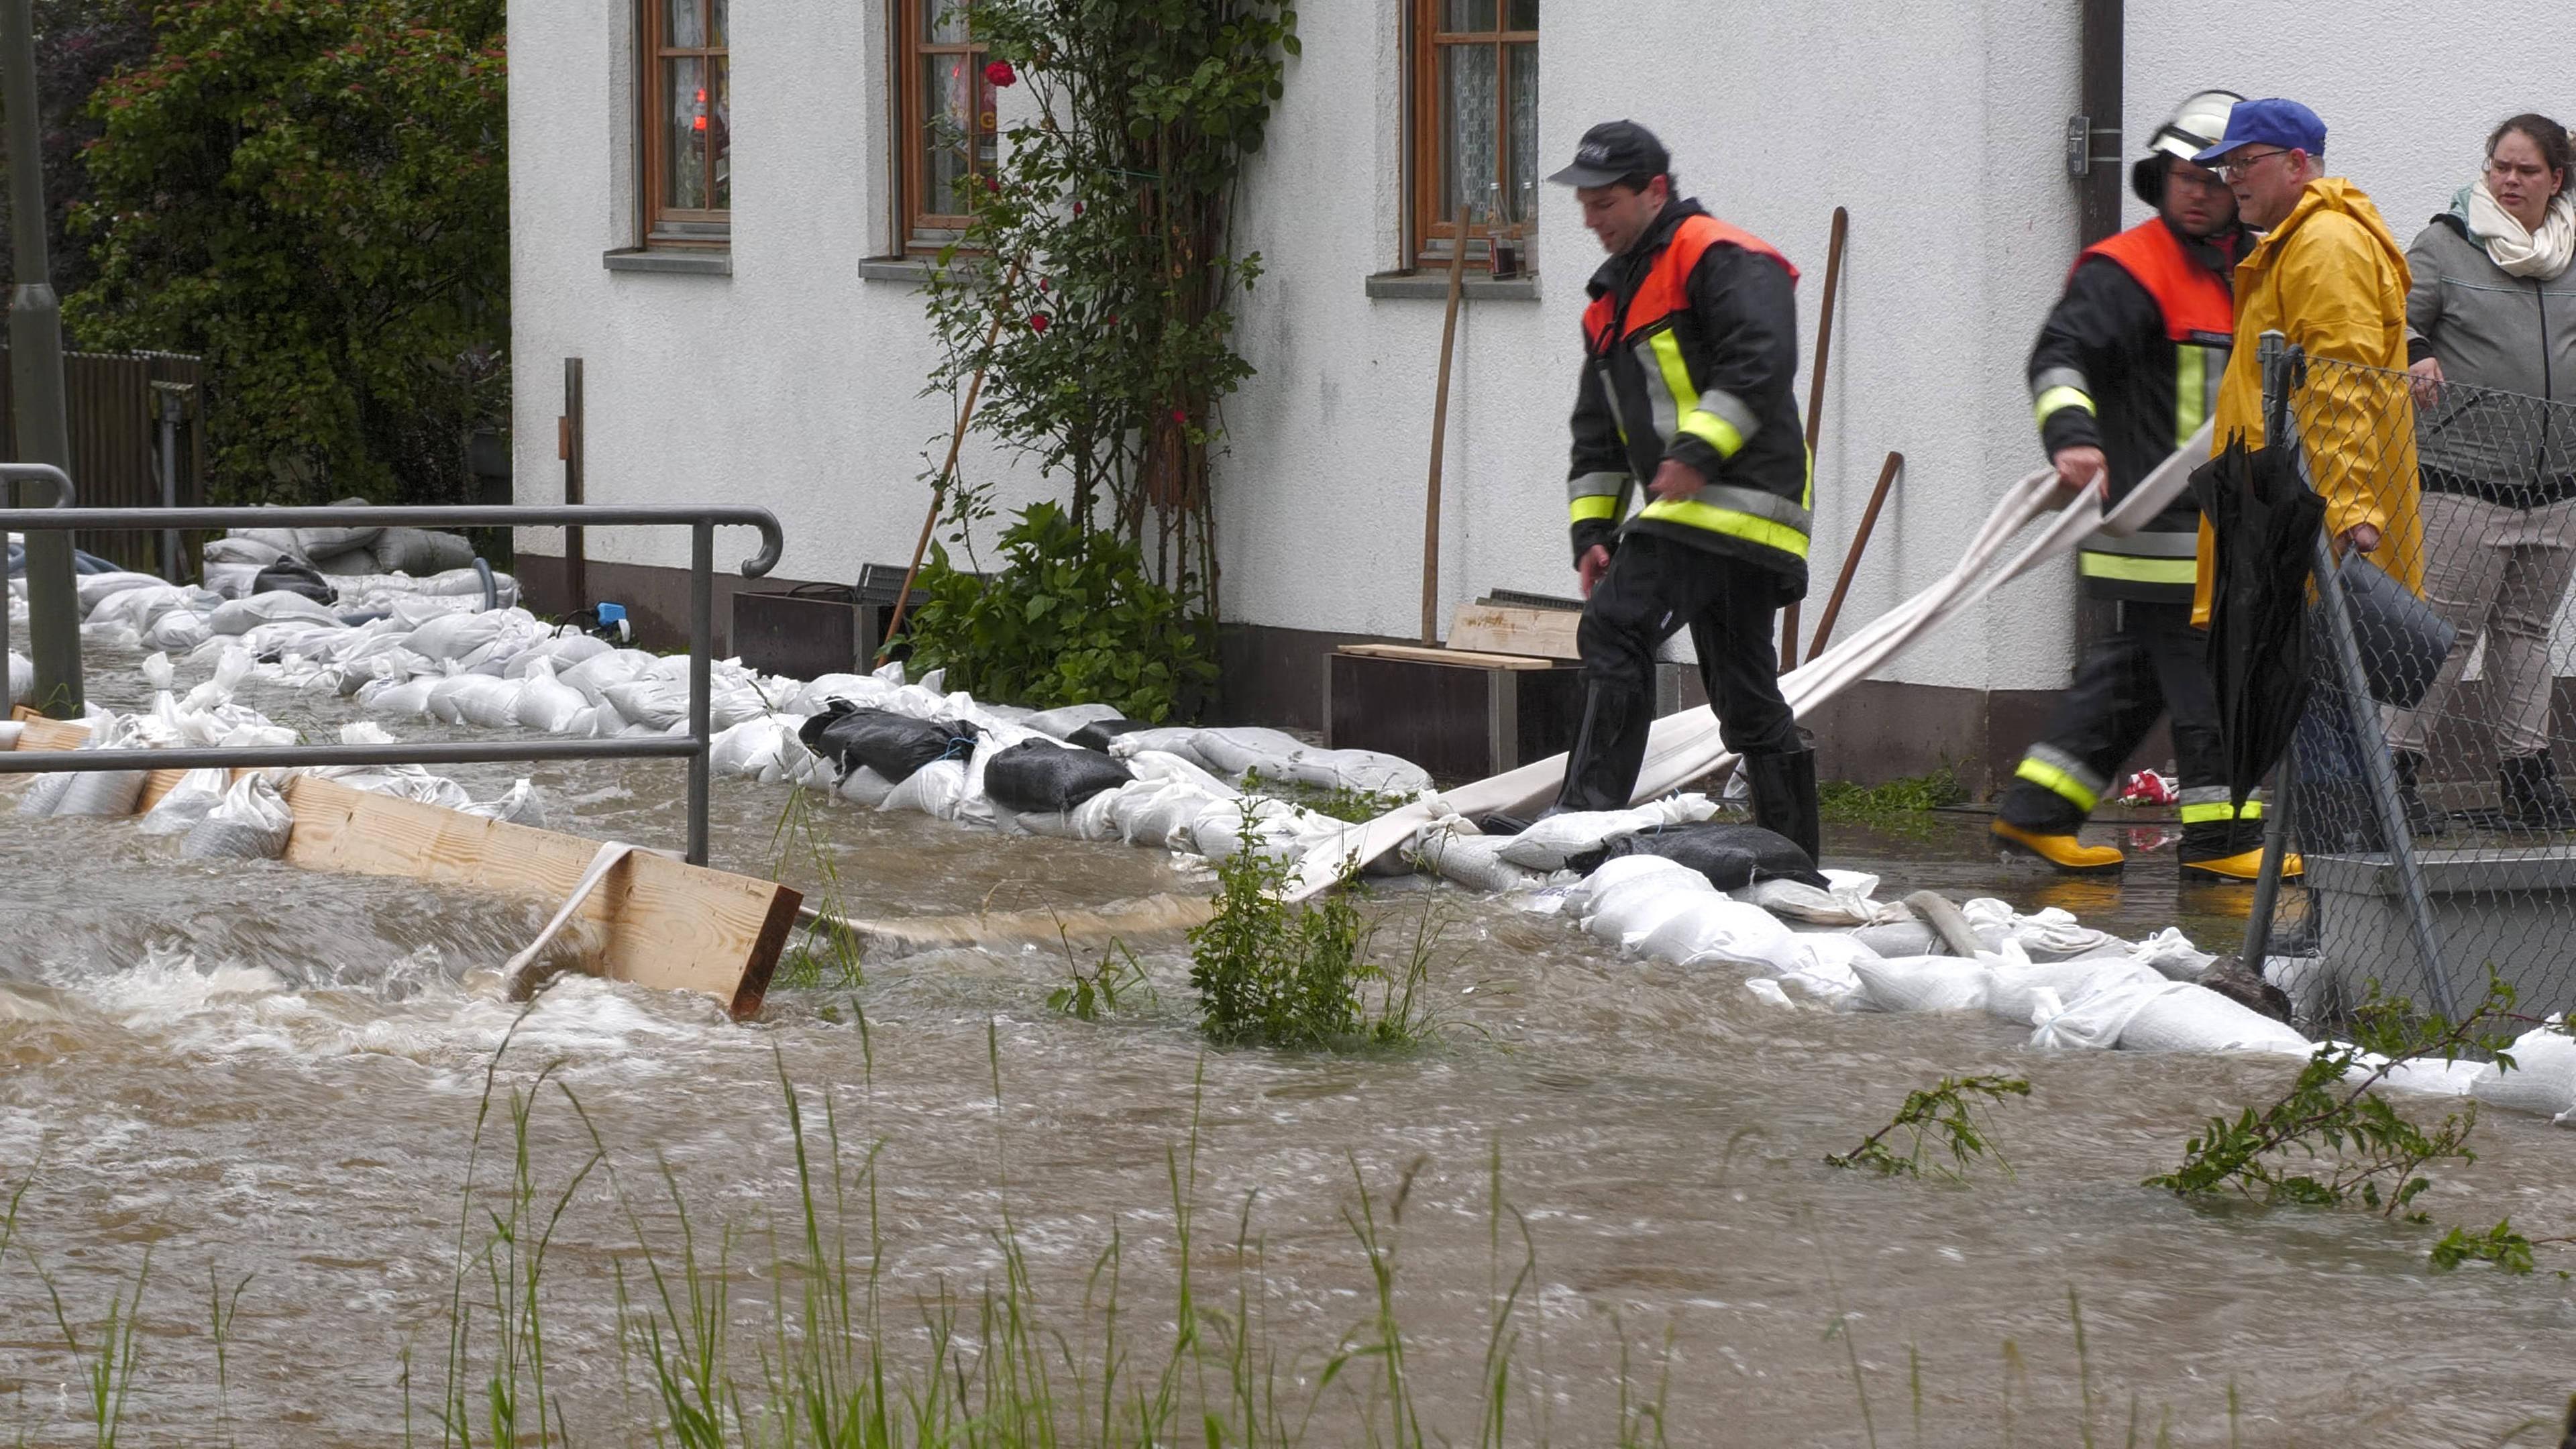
1647, 330, 1699, 441
2015, 756, 2100, 812
1633, 498, 1809, 557
1570, 496, 1618, 523
2178, 799, 2263, 823
1678, 408, 1748, 458
2079, 551, 2199, 584
2176, 346, 2209, 449
2034, 384, 2095, 429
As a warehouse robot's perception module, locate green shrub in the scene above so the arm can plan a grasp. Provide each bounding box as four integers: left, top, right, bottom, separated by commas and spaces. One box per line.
1185, 824, 1434, 1051
904, 501, 1217, 722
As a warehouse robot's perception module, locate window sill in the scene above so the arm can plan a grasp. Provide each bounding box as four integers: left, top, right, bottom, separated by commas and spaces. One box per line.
857, 254, 985, 284
602, 248, 733, 276
1365, 271, 1540, 302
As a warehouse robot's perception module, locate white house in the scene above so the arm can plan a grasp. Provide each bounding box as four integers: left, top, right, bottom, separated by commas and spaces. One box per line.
508, 0, 2565, 786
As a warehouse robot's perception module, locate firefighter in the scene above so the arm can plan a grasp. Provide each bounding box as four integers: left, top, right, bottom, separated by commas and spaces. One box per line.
1992, 90, 2292, 882
1547, 120, 1820, 862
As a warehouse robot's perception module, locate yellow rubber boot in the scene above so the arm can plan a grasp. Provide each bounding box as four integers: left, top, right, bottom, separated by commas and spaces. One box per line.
1990, 820, 2125, 872
2180, 847, 2303, 883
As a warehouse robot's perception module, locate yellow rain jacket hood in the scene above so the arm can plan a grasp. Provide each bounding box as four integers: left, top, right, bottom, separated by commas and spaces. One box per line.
2195, 177, 2424, 625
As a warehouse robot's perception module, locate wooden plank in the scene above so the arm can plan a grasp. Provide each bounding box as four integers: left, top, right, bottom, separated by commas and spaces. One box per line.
1335, 642, 1556, 670
8, 710, 798, 1018
1447, 603, 1582, 660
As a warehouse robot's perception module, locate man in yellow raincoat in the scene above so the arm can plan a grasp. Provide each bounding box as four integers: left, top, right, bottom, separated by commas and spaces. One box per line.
2192, 99, 2424, 617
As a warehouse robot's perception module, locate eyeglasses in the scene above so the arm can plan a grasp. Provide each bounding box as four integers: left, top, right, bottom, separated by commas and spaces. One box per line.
2216, 148, 2290, 179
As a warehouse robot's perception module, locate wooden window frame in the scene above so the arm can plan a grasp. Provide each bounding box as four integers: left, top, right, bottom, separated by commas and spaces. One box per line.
894, 0, 992, 254
640, 0, 731, 247
1408, 0, 1537, 274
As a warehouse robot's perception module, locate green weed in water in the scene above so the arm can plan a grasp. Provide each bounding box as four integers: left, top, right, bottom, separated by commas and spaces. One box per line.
1817, 766, 1966, 828
1185, 820, 1439, 1051
1239, 768, 1415, 825
767, 786, 865, 991
1827, 1074, 2032, 1181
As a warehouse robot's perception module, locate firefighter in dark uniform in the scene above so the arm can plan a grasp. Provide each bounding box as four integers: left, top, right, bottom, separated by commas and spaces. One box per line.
1546, 121, 1820, 861
1992, 91, 2292, 882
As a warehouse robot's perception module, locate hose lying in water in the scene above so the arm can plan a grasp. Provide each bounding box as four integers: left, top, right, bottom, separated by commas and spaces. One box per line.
796, 892, 1216, 961
1282, 425, 2214, 903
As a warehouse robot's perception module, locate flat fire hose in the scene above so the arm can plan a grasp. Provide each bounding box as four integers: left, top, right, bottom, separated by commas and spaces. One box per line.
1285, 425, 2214, 902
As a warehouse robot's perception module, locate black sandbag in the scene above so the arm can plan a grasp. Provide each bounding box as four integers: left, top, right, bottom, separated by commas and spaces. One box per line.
252, 559, 336, 603
796, 700, 964, 783
1601, 822, 1828, 890
1068, 716, 1154, 751
982, 739, 1134, 814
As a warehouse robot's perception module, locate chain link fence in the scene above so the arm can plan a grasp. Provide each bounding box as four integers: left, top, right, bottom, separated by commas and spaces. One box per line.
2248, 339, 2576, 1028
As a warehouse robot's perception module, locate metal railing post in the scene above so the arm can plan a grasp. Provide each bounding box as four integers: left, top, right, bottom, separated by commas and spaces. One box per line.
2259, 331, 2456, 1018
0, 462, 73, 720
689, 519, 714, 867
2241, 745, 2298, 969
3, 0, 81, 719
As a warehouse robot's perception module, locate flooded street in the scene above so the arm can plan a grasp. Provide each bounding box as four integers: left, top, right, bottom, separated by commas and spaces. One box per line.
4, 650, 2573, 1445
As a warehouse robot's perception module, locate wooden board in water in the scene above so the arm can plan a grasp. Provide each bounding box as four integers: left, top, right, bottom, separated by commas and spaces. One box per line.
7, 707, 799, 1018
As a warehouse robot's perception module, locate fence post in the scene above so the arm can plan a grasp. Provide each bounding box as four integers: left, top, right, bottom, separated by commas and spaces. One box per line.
688, 519, 713, 867
2239, 746, 2297, 968
2260, 330, 2457, 1018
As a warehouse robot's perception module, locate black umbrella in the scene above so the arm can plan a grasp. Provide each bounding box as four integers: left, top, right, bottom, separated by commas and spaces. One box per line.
2190, 435, 2326, 811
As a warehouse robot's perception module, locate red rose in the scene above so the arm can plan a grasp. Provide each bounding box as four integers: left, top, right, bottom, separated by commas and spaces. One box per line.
1037, 276, 1050, 291
1104, 313, 1118, 326
984, 60, 1016, 87
1029, 313, 1050, 333
981, 174, 999, 193
1072, 201, 1083, 215
1171, 408, 1187, 425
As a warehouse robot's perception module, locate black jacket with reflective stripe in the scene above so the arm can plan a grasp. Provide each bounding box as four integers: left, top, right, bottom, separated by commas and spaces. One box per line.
2028, 221, 2238, 601
1568, 200, 1808, 598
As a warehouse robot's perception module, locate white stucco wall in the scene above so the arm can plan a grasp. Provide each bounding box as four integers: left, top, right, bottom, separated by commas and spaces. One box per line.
531, 0, 2503, 696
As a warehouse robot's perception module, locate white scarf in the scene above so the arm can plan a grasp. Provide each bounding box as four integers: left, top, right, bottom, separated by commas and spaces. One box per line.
2466, 178, 2576, 279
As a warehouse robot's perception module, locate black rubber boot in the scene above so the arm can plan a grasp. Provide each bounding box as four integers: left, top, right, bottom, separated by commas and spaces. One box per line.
1551, 683, 1650, 814
2500, 754, 2576, 830
1744, 748, 1822, 865
2392, 749, 2447, 837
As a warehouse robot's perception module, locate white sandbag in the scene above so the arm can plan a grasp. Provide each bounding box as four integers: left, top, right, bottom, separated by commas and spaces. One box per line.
1562, 853, 1701, 919
1630, 896, 1799, 970
1497, 795, 1719, 871
426, 674, 525, 729
1415, 826, 1545, 894
1962, 898, 2116, 959
142, 609, 213, 653
1275, 747, 1432, 798
881, 758, 969, 818
1582, 870, 1720, 947
7, 649, 30, 699
301, 763, 473, 812
180, 774, 293, 860
19, 712, 150, 818
2367, 1055, 2489, 1099
202, 535, 286, 566
1849, 955, 1992, 1014
1190, 726, 1309, 778
1123, 749, 1238, 799
141, 651, 175, 690
209, 590, 341, 635
200, 561, 262, 599
783, 672, 897, 715
405, 610, 520, 663
557, 648, 655, 705
137, 767, 235, 836
1017, 785, 1124, 842
1114, 781, 1223, 851
1985, 952, 2169, 1026
2112, 983, 2312, 1057
86, 583, 193, 633
2026, 977, 2186, 1051
2469, 1022, 2576, 1121
1744, 979, 1796, 1010
836, 764, 896, 806
1735, 868, 1895, 925
513, 660, 590, 733
502, 631, 613, 678
341, 722, 396, 745
463, 780, 548, 828
1024, 702, 1126, 740
711, 714, 802, 777
1789, 931, 1881, 977
1191, 796, 1344, 863
358, 675, 437, 718
2131, 928, 2219, 981
74, 571, 164, 614
1106, 727, 1214, 770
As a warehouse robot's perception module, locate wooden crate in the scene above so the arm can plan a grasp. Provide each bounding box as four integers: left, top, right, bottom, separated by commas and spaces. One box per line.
1324, 643, 1585, 782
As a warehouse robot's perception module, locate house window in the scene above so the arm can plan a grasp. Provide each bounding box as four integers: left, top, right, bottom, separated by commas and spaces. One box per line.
897, 0, 996, 251
643, 0, 731, 244
1411, 0, 1538, 272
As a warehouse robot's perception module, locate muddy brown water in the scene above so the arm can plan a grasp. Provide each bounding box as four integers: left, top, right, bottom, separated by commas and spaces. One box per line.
2, 650, 2571, 1445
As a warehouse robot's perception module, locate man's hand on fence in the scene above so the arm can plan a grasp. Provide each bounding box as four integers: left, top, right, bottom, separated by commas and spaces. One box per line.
2341, 523, 2382, 554
2408, 356, 2445, 406
2049, 446, 2109, 507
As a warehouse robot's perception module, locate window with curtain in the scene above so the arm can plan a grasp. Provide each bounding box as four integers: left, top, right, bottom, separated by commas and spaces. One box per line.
898, 0, 996, 250
643, 0, 731, 244
1411, 0, 1537, 273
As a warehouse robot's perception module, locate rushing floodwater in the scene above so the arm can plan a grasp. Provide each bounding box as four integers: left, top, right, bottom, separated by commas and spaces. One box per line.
3, 650, 2572, 1446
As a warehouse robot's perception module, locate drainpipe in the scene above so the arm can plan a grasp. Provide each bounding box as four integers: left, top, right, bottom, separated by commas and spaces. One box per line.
2065, 0, 2123, 658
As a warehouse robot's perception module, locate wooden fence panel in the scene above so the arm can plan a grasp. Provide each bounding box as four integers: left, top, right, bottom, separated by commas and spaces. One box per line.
0, 348, 207, 575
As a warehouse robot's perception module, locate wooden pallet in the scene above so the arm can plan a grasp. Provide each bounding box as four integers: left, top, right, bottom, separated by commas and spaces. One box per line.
8, 707, 798, 1018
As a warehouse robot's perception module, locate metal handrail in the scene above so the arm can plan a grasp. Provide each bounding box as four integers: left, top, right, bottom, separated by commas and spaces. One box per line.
1, 502, 784, 866
1, 462, 76, 720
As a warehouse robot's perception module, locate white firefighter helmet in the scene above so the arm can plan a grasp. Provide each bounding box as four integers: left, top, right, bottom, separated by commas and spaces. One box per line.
2133, 89, 2242, 203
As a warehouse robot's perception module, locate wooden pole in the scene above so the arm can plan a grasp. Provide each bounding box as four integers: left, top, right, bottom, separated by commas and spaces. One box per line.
1780, 205, 1847, 672
1420, 206, 1470, 644
1803, 449, 1900, 659
879, 260, 1027, 659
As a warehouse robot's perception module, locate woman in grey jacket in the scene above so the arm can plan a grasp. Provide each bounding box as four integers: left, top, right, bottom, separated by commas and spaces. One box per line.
2393, 114, 2576, 830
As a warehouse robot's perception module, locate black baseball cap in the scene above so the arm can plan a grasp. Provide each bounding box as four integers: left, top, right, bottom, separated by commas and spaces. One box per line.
1548, 119, 1670, 188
